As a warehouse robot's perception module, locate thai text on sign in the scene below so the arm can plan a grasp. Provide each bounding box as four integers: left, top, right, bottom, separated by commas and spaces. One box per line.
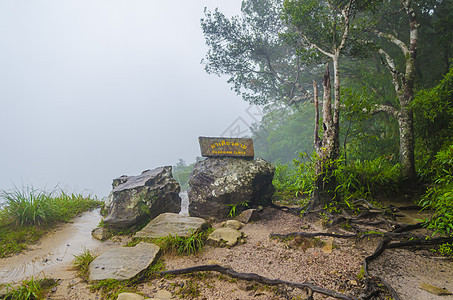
198, 137, 254, 158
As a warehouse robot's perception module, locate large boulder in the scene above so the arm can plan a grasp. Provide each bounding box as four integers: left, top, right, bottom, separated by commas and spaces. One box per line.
188, 157, 274, 220
104, 167, 181, 228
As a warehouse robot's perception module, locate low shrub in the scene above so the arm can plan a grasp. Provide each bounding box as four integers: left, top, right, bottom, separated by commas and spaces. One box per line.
420, 145, 453, 236
272, 153, 315, 203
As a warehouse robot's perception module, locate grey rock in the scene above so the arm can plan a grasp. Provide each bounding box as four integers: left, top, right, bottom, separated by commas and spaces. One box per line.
91, 227, 112, 241
207, 227, 242, 247
135, 213, 210, 238
104, 166, 181, 228
235, 209, 260, 223
188, 158, 274, 220
89, 242, 160, 281
223, 220, 244, 230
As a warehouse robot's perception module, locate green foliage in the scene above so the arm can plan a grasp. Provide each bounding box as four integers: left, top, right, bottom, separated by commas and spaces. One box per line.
3, 277, 56, 300
334, 156, 404, 201
176, 280, 201, 298
133, 229, 213, 256
419, 145, 453, 236
72, 248, 97, 280
437, 243, 453, 257
274, 152, 404, 207
1, 187, 57, 226
89, 279, 137, 300
272, 153, 316, 203
1, 186, 101, 226
356, 267, 366, 281
201, 0, 316, 106
0, 186, 101, 257
227, 201, 249, 218
413, 67, 453, 179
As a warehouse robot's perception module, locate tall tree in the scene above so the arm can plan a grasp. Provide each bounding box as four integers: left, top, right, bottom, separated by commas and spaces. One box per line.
201, 0, 315, 106
282, 0, 356, 206
366, 0, 420, 181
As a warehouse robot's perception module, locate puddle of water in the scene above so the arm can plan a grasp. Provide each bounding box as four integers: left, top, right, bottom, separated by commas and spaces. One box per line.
179, 191, 189, 216
0, 209, 102, 284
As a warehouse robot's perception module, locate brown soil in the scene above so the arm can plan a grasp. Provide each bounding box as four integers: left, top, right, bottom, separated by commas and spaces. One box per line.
1, 207, 452, 300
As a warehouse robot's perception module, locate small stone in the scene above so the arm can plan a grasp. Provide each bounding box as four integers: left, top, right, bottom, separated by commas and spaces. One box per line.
154, 289, 172, 299
235, 209, 260, 224
207, 228, 242, 247
419, 283, 452, 296
91, 227, 112, 241
117, 293, 145, 300
349, 280, 358, 286
322, 237, 333, 254
224, 220, 244, 230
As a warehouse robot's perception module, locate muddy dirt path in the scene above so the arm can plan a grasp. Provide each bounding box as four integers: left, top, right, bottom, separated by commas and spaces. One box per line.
0, 210, 103, 284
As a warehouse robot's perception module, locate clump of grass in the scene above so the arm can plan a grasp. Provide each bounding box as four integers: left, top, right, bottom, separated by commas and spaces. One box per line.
72, 248, 97, 280
151, 229, 213, 256
0, 185, 102, 257
1, 186, 56, 226
3, 277, 56, 300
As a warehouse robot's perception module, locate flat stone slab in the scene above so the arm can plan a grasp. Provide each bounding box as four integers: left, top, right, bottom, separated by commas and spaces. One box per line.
135, 213, 209, 238
207, 227, 242, 247
89, 242, 160, 281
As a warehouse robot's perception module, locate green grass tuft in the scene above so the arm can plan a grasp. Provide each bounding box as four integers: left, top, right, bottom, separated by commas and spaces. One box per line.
72, 248, 97, 280
3, 277, 57, 300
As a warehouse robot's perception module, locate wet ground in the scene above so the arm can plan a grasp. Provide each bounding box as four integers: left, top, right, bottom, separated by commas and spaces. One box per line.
0, 209, 102, 284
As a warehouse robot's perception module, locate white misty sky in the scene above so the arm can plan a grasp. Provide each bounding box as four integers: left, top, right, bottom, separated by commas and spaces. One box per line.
0, 1, 256, 197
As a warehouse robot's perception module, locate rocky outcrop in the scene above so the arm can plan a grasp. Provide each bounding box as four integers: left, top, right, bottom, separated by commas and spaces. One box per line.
135, 213, 210, 239
89, 242, 160, 281
188, 158, 274, 220
104, 167, 181, 228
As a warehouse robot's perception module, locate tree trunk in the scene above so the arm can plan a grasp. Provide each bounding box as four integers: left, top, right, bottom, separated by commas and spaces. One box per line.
311, 64, 338, 208
397, 107, 416, 181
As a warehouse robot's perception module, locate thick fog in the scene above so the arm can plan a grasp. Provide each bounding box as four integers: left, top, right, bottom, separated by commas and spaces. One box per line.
0, 1, 258, 198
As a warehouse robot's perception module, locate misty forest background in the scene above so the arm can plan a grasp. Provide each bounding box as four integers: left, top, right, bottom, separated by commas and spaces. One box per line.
173, 0, 453, 237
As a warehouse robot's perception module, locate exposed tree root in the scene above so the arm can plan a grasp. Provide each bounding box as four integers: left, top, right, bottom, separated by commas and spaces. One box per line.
270, 204, 453, 300
159, 264, 356, 300
270, 231, 357, 239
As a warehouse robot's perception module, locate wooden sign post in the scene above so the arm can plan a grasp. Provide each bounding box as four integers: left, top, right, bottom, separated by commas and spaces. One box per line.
198, 137, 254, 158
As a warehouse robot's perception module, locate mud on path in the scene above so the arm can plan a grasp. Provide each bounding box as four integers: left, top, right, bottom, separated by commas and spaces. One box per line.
1, 206, 453, 299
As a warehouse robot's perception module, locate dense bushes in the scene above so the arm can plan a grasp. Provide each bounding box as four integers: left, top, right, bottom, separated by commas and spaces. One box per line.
419, 145, 453, 236
273, 154, 404, 205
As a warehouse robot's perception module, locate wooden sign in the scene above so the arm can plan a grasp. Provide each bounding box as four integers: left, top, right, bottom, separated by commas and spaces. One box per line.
198, 137, 254, 158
